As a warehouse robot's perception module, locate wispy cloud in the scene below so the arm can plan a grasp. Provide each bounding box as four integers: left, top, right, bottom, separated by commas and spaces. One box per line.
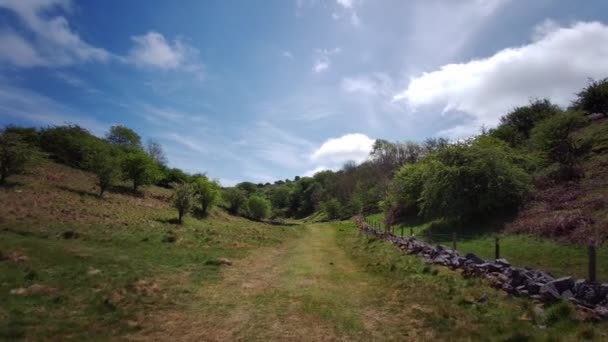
282, 50, 294, 59
312, 47, 341, 73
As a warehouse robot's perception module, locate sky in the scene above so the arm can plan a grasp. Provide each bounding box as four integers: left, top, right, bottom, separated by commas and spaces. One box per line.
1, 0, 608, 185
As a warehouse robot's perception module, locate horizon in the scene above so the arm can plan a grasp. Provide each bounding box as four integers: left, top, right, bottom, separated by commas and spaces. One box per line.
2, 0, 608, 186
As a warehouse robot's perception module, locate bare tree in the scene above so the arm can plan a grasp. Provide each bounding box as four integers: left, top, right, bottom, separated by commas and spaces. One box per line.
146, 140, 168, 166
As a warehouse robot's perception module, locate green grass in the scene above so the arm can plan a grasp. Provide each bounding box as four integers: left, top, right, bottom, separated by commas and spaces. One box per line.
338, 222, 608, 340
366, 213, 608, 282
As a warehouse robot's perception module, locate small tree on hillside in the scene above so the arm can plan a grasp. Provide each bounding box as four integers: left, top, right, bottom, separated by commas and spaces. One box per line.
223, 187, 247, 214
573, 78, 608, 116
0, 131, 40, 184
106, 125, 142, 148
531, 111, 588, 179
146, 140, 168, 166
320, 198, 342, 220
121, 151, 161, 191
193, 176, 221, 216
82, 143, 121, 197
247, 195, 271, 220
173, 182, 193, 224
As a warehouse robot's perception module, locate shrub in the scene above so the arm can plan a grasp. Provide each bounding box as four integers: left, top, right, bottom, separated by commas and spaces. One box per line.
530, 111, 588, 179
172, 182, 193, 224
320, 198, 342, 220
572, 77, 608, 115
121, 150, 161, 191
39, 125, 100, 166
223, 188, 247, 215
193, 176, 221, 216
82, 142, 122, 197
491, 99, 561, 146
0, 131, 40, 183
247, 195, 270, 220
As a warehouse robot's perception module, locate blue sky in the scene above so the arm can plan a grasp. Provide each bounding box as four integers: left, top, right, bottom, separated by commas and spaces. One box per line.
1, 0, 608, 185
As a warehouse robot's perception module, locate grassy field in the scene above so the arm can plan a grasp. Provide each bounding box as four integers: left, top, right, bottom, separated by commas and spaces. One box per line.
0, 162, 301, 340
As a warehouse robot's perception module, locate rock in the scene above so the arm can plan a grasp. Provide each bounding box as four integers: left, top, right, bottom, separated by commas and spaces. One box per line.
465, 253, 484, 265
561, 290, 574, 300
525, 281, 542, 295
510, 268, 531, 287
596, 306, 608, 318
550, 276, 574, 293
62, 231, 80, 239
540, 283, 560, 302
495, 258, 511, 267
10, 284, 58, 296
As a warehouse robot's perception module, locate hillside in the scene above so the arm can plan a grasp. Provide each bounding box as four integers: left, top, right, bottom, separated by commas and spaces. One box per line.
2, 162, 608, 340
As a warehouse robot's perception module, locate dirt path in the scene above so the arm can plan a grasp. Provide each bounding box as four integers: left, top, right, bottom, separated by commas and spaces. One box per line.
129, 223, 427, 341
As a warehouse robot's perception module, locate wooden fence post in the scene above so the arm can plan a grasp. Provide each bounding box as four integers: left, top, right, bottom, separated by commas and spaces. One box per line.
588, 245, 597, 282
452, 232, 457, 251
495, 236, 500, 260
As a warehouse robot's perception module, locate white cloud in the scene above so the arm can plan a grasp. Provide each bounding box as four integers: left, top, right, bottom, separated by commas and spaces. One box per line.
304, 165, 337, 177
336, 0, 353, 9
311, 133, 374, 164
0, 0, 112, 67
341, 73, 393, 96
312, 47, 341, 73
394, 21, 608, 138
127, 31, 204, 77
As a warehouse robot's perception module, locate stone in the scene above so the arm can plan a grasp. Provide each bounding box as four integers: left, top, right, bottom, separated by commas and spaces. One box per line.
550, 276, 574, 293
495, 258, 511, 267
540, 283, 560, 301
464, 253, 484, 265
561, 290, 574, 300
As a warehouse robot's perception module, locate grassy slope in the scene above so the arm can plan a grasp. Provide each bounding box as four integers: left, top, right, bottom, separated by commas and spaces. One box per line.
0, 161, 300, 340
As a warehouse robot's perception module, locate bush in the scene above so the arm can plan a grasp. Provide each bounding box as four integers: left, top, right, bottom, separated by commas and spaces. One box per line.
121, 150, 161, 191
247, 195, 270, 220
491, 99, 561, 146
106, 125, 141, 148
530, 111, 588, 179
172, 182, 193, 223
572, 77, 608, 115
320, 198, 342, 220
193, 176, 221, 216
39, 125, 100, 166
223, 188, 247, 215
0, 131, 40, 183
82, 142, 122, 197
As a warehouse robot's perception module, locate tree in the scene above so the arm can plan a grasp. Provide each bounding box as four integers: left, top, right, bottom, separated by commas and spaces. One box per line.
39, 125, 100, 166
82, 143, 121, 197
193, 176, 221, 215
531, 111, 588, 179
247, 195, 271, 220
0, 131, 39, 184
492, 99, 561, 146
223, 187, 246, 214
320, 198, 342, 220
572, 78, 608, 115
121, 151, 161, 191
173, 182, 193, 224
146, 140, 168, 166
106, 125, 141, 148
236, 181, 258, 196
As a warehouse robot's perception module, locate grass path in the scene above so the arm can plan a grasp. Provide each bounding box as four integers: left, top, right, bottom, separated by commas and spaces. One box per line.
129, 223, 429, 341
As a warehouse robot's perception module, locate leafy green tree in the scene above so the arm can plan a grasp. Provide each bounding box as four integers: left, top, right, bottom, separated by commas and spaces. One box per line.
223, 187, 247, 214
491, 99, 561, 146
121, 151, 161, 191
106, 125, 142, 148
157, 167, 190, 188
236, 181, 258, 196
572, 78, 608, 115
531, 111, 588, 179
268, 186, 290, 209
82, 143, 122, 197
193, 176, 221, 215
320, 198, 342, 220
39, 125, 100, 166
173, 182, 193, 224
0, 131, 40, 184
247, 195, 271, 220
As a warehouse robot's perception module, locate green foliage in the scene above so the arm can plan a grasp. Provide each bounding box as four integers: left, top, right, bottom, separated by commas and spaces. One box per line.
39, 125, 100, 166
223, 187, 247, 214
268, 186, 290, 209
0, 131, 40, 183
388, 137, 530, 221
236, 181, 258, 196
491, 99, 562, 146
193, 176, 221, 215
172, 182, 193, 223
247, 195, 271, 220
157, 167, 190, 188
106, 125, 142, 148
572, 77, 608, 115
320, 198, 342, 220
3, 126, 40, 146
82, 142, 122, 197
121, 150, 161, 191
530, 111, 588, 179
